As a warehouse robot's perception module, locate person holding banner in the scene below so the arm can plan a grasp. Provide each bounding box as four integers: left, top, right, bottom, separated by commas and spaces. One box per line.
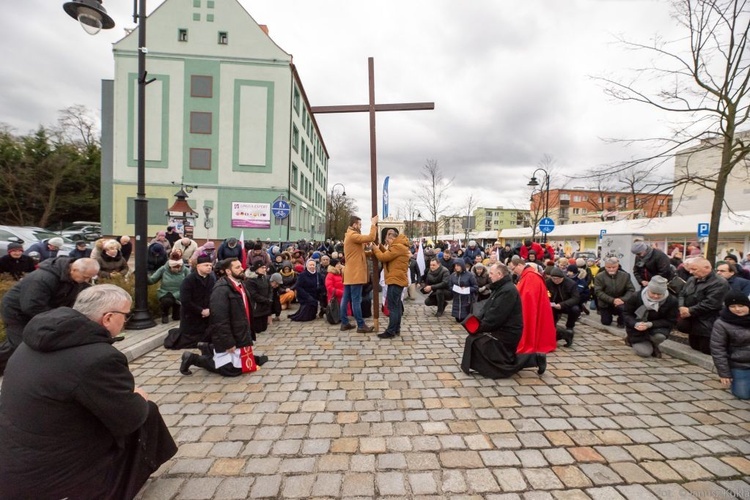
179, 258, 268, 376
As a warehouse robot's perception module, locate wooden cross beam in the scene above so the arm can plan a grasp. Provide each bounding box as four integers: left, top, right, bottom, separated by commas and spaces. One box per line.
311, 57, 434, 330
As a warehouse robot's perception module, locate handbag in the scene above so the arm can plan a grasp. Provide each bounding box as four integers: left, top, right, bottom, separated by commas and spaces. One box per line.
326, 296, 341, 324
667, 276, 686, 295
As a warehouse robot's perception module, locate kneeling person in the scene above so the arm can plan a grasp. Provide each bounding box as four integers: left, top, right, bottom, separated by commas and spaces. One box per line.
546, 267, 580, 346
420, 258, 452, 317
461, 263, 545, 378
0, 285, 177, 498
623, 276, 678, 358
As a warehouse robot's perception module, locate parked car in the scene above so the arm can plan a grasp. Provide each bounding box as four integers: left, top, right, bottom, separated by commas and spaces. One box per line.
572, 250, 598, 261
0, 225, 77, 258
51, 221, 102, 242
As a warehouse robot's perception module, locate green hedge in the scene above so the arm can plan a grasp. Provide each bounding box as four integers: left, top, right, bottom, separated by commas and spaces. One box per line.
0, 275, 163, 343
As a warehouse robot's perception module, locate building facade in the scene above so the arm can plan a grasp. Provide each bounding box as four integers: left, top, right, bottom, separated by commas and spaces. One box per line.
671, 131, 750, 216
101, 0, 328, 242
530, 189, 672, 225
472, 207, 529, 232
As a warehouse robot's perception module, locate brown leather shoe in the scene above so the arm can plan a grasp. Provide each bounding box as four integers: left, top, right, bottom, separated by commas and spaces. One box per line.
340, 323, 355, 331
357, 325, 375, 333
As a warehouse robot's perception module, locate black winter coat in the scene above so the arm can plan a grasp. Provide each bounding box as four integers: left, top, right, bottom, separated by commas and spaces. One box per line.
0, 254, 35, 280
546, 276, 579, 308
594, 270, 635, 309
623, 291, 678, 344
0, 308, 149, 498
1, 257, 89, 346
208, 278, 254, 351
475, 275, 524, 338
710, 312, 750, 378
247, 274, 273, 317
678, 272, 729, 337
633, 248, 674, 284
293, 270, 323, 306
423, 265, 451, 289
178, 270, 217, 344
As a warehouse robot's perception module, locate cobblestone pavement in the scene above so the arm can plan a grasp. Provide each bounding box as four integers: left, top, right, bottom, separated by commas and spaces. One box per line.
134, 300, 750, 499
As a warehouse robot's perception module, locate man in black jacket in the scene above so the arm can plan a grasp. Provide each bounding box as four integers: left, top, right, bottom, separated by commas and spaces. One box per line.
594, 257, 636, 327
0, 257, 99, 376
0, 243, 36, 280
461, 263, 544, 378
419, 258, 453, 317
0, 285, 177, 499
546, 267, 580, 345
678, 258, 729, 354
164, 254, 216, 349
631, 241, 674, 287
179, 258, 268, 376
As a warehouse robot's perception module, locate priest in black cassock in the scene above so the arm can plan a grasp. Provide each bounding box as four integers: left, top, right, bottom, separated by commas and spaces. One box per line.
461, 263, 545, 378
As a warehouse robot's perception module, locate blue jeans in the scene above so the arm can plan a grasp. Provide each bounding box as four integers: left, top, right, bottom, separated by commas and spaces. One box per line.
731, 368, 750, 400
340, 284, 364, 328
385, 284, 404, 334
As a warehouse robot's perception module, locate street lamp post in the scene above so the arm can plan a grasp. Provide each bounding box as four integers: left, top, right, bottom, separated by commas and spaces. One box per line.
64, 0, 156, 329
527, 168, 550, 244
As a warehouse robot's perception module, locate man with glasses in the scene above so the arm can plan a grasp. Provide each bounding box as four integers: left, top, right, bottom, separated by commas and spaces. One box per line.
0, 285, 177, 498
0, 257, 99, 376
716, 261, 750, 297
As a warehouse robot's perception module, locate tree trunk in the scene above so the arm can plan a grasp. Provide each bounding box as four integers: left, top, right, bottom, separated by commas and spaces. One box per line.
706, 133, 734, 263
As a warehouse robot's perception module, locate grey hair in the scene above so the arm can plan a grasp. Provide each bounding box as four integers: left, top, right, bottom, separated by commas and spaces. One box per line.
103, 239, 121, 251
73, 284, 132, 321
604, 257, 620, 265
71, 258, 100, 274
510, 255, 525, 267
575, 258, 586, 267
490, 262, 509, 277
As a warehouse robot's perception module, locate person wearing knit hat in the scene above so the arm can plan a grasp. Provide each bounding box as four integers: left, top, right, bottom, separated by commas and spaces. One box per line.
23, 237, 66, 263
677, 258, 730, 355
631, 240, 674, 288
622, 275, 678, 358
148, 257, 189, 324
278, 262, 297, 310
546, 264, 580, 346
710, 290, 750, 399
0, 242, 35, 281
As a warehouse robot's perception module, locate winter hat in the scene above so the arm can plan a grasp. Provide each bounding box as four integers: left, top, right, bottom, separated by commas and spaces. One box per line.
251, 261, 266, 272
311, 251, 321, 260
725, 253, 739, 263
203, 241, 215, 250
254, 241, 263, 251
724, 290, 750, 308
168, 259, 183, 268
270, 273, 283, 284
196, 254, 213, 265
331, 251, 339, 260
294, 264, 304, 273
647, 276, 669, 295
566, 264, 579, 275
330, 258, 340, 266
271, 245, 280, 255
550, 267, 565, 278
227, 238, 238, 246
7, 242, 23, 252
281, 260, 292, 270
631, 241, 649, 254
469, 240, 477, 247
48, 237, 65, 249
157, 231, 166, 237
75, 241, 88, 247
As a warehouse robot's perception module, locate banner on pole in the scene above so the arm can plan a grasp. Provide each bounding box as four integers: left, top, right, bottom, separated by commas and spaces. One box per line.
382, 176, 390, 218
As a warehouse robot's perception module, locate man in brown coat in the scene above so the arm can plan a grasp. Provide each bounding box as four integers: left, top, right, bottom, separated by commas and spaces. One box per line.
372, 229, 410, 339
340, 214, 379, 333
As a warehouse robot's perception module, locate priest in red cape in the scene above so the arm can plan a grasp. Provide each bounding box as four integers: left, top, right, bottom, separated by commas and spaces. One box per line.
509, 256, 557, 354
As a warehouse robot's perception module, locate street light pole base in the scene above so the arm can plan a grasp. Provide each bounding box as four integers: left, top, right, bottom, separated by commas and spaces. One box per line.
126, 309, 156, 330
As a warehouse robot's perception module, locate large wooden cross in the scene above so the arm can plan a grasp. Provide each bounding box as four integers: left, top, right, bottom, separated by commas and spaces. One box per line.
311, 57, 434, 329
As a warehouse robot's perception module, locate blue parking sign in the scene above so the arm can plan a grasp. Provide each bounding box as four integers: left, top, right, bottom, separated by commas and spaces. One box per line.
697, 223, 709, 238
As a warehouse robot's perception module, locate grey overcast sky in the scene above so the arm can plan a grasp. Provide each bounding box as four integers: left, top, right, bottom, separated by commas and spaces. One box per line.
1, 0, 685, 225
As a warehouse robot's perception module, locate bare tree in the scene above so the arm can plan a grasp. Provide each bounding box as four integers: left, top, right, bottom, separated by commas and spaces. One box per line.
399, 198, 422, 239
55, 104, 99, 150
414, 159, 453, 240
594, 0, 750, 262
326, 190, 358, 240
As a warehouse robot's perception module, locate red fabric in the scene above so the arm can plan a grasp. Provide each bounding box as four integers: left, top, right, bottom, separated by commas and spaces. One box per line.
325, 272, 344, 302
239, 346, 258, 373
519, 242, 544, 260
516, 266, 557, 354
462, 315, 481, 334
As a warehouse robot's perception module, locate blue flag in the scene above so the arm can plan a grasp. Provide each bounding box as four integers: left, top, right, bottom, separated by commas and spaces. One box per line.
382, 176, 390, 218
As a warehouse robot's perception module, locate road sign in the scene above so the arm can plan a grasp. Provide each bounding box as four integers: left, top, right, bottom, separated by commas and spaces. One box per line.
538, 217, 555, 234
697, 223, 709, 238
599, 229, 607, 240
272, 200, 290, 219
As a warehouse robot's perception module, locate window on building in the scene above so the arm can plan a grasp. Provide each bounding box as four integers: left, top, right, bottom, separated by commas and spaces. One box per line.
292, 126, 299, 152
292, 164, 298, 188
573, 208, 580, 215
293, 87, 301, 115
607, 196, 616, 203
218, 32, 228, 44
573, 195, 581, 202
178, 29, 188, 42
190, 75, 212, 98
189, 148, 211, 170
618, 196, 627, 208
190, 112, 212, 134
658, 199, 665, 205
560, 193, 570, 201
290, 203, 296, 229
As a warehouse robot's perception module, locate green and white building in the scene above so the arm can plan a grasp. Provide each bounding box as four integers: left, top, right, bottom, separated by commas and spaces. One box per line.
101, 0, 329, 241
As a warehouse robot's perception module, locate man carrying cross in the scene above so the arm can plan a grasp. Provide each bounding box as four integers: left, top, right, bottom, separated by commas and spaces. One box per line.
340, 215, 378, 333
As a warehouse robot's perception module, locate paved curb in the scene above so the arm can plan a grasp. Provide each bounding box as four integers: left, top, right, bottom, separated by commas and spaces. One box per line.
579, 316, 717, 373
116, 323, 172, 362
